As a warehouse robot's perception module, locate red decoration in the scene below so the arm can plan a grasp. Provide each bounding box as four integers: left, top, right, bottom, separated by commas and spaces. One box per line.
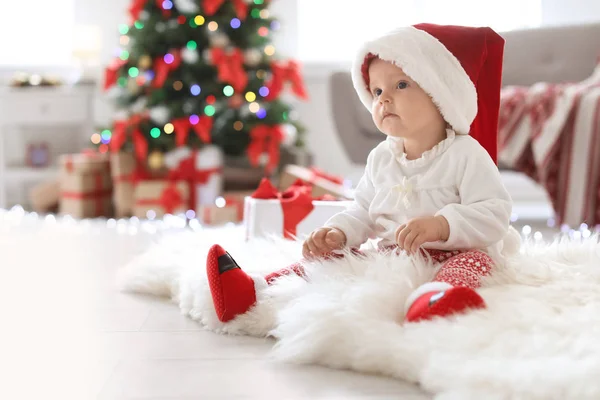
152, 50, 182, 88
210, 48, 247, 92
128, 0, 147, 23
265, 60, 308, 100
103, 58, 127, 91
250, 178, 315, 239
247, 124, 284, 174
172, 116, 213, 146
109, 114, 149, 161
203, 0, 248, 20
155, 0, 171, 17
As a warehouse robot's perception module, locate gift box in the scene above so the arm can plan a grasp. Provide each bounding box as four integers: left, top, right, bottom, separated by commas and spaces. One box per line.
198, 190, 252, 225
109, 152, 137, 218
278, 164, 353, 200
243, 178, 352, 240
132, 181, 190, 218
29, 177, 60, 213
58, 152, 113, 218
166, 145, 224, 209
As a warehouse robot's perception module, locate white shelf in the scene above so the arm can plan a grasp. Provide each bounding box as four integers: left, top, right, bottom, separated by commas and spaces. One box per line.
4, 166, 59, 182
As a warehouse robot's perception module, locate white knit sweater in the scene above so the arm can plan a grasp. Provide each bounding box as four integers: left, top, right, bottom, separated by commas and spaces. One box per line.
325, 130, 515, 262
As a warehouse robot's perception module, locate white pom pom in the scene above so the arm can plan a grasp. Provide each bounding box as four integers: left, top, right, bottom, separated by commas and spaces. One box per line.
149, 106, 169, 125
281, 123, 298, 147
182, 47, 199, 64
210, 33, 229, 48
173, 0, 199, 13
244, 49, 261, 66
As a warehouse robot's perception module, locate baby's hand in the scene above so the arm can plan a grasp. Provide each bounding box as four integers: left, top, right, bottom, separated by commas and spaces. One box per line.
396, 216, 450, 254
302, 227, 347, 259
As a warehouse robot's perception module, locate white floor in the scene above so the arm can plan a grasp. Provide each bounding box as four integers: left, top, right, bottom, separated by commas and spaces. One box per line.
1, 214, 431, 400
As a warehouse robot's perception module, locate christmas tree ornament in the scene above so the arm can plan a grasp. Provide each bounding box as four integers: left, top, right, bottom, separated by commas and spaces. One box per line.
149, 106, 170, 125
131, 97, 148, 113
173, 0, 199, 13
243, 48, 261, 66
127, 78, 140, 94
155, 22, 166, 32
148, 150, 165, 170
182, 47, 199, 64
228, 94, 243, 108
281, 123, 298, 147
138, 55, 152, 69
209, 32, 229, 48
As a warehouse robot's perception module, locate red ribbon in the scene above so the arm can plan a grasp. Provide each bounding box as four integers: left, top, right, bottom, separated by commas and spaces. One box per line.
109, 114, 149, 161
135, 183, 184, 214
128, 0, 147, 22
153, 50, 182, 88
167, 153, 222, 210
173, 116, 213, 146
251, 178, 316, 239
247, 124, 284, 174
203, 0, 248, 19
61, 172, 111, 216
211, 48, 247, 92
266, 60, 308, 101
103, 58, 127, 91
308, 167, 344, 185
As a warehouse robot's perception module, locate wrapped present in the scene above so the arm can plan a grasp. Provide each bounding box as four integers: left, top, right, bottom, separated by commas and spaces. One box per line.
29, 177, 60, 213
198, 190, 252, 225
109, 152, 137, 218
59, 152, 112, 218
167, 145, 223, 209
244, 178, 352, 240
132, 181, 190, 218
278, 164, 353, 200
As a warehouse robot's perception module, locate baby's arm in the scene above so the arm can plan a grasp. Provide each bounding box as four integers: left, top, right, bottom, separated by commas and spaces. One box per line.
322, 150, 377, 248
435, 141, 512, 249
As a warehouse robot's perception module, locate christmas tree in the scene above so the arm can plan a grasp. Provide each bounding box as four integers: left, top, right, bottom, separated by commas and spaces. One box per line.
100, 0, 308, 174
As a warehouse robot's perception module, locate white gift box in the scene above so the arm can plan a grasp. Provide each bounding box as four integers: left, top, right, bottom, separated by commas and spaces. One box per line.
243, 196, 353, 240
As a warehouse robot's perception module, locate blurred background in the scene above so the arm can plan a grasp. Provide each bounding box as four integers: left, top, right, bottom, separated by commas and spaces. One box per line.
0, 0, 599, 238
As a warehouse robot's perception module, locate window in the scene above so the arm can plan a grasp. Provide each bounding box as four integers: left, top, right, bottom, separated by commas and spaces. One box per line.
0, 0, 76, 67
297, 0, 543, 62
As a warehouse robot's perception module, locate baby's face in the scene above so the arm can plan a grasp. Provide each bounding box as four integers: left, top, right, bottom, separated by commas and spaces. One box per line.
368, 59, 446, 140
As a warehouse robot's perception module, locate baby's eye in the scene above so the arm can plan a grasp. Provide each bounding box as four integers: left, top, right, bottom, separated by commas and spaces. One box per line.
373, 88, 382, 96
397, 81, 408, 89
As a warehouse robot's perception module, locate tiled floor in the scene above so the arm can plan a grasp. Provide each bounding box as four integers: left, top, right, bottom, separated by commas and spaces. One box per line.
1, 215, 432, 400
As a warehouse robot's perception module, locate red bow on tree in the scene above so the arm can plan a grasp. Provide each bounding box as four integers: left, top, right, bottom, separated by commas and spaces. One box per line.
128, 0, 147, 23
203, 0, 248, 20
266, 60, 308, 101
103, 58, 127, 91
251, 178, 315, 239
247, 124, 284, 174
211, 48, 247, 92
171, 116, 213, 147
109, 113, 149, 161
152, 50, 182, 88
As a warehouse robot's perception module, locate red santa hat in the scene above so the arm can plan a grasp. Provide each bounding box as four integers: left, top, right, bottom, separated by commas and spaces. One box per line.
353, 23, 505, 163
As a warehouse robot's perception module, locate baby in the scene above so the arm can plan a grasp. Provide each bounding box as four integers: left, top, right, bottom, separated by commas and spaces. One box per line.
206, 23, 516, 324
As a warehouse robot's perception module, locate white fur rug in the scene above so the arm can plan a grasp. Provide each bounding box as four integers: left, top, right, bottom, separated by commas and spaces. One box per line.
114, 221, 600, 399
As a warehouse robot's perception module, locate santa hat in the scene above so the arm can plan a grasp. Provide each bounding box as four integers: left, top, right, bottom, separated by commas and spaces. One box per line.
352, 23, 505, 163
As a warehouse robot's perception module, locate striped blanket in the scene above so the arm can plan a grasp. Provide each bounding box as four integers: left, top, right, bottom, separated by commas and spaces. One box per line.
498, 64, 600, 228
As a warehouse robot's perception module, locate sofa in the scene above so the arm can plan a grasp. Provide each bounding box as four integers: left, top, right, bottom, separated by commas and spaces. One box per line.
329, 22, 600, 165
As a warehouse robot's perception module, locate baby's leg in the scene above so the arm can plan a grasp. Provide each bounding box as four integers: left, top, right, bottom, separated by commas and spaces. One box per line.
404, 250, 494, 323
433, 250, 494, 288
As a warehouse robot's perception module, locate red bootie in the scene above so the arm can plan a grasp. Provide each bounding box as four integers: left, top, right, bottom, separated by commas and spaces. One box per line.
206, 244, 258, 322
405, 286, 486, 323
